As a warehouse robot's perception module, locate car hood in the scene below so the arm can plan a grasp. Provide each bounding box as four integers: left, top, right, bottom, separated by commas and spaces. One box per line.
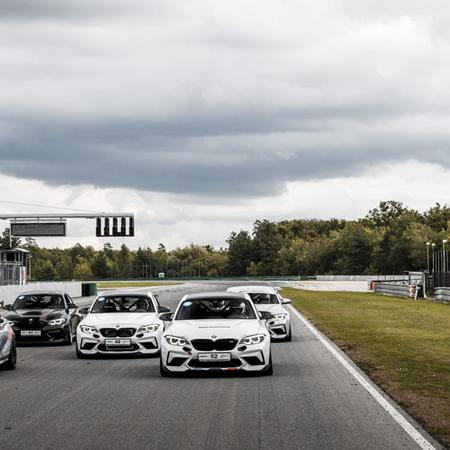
5, 309, 66, 321
82, 312, 158, 327
254, 304, 285, 314
167, 319, 264, 340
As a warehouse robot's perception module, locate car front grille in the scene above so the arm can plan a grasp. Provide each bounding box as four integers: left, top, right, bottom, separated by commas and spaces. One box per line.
189, 358, 241, 368
100, 328, 136, 338
15, 318, 47, 329
98, 343, 139, 352
191, 339, 238, 351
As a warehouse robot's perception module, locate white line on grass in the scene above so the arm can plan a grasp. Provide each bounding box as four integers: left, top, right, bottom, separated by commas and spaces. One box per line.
288, 305, 438, 450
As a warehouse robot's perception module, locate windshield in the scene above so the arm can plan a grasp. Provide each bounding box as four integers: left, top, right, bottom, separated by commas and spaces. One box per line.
91, 296, 155, 313
175, 298, 256, 320
248, 293, 279, 305
13, 294, 65, 310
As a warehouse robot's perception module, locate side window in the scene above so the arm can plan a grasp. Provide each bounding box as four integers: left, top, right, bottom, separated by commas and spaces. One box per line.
64, 294, 73, 307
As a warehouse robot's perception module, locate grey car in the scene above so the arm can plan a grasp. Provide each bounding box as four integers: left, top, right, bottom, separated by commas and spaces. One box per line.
0, 315, 17, 370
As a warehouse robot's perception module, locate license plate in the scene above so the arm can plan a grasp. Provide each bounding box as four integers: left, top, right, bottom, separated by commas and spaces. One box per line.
198, 353, 231, 362
21, 330, 41, 337
105, 339, 131, 346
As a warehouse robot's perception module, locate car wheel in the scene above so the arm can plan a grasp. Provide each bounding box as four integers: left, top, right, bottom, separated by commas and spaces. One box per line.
63, 326, 74, 346
4, 341, 17, 370
261, 353, 273, 376
76, 344, 87, 359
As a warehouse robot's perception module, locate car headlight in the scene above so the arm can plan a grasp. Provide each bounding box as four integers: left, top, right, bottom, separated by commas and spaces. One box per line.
165, 335, 190, 346
48, 318, 66, 326
80, 325, 98, 334
273, 313, 288, 321
137, 324, 160, 334
239, 334, 266, 345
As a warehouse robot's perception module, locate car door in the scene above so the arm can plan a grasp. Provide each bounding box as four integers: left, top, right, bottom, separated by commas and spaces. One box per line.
64, 294, 79, 331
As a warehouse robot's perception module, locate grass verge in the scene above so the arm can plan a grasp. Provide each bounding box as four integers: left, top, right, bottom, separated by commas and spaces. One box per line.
96, 281, 181, 289
282, 288, 450, 448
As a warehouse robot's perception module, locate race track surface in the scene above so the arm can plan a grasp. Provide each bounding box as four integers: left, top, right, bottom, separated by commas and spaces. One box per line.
0, 282, 436, 450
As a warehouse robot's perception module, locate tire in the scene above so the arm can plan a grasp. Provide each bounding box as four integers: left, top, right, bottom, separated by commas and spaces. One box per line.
63, 326, 74, 346
4, 341, 17, 370
261, 353, 273, 376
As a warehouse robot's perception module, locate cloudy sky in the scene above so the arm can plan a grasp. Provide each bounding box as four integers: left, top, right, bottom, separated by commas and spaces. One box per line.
1, 0, 450, 249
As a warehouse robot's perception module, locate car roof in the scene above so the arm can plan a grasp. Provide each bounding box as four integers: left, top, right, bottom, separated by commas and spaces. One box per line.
227, 285, 277, 294
17, 291, 66, 296
184, 291, 248, 301
98, 291, 152, 298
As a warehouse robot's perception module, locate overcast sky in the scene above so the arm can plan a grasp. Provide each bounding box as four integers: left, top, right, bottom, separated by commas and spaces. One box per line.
1, 0, 450, 249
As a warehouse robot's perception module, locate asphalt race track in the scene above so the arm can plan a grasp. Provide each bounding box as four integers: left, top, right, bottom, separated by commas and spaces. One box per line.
0, 282, 438, 450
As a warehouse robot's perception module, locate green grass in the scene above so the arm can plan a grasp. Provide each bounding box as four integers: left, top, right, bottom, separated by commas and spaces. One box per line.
282, 288, 450, 448
96, 281, 181, 289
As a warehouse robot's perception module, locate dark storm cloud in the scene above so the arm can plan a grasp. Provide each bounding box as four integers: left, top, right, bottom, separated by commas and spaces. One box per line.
1, 0, 450, 198
0, 0, 146, 20
1, 111, 449, 197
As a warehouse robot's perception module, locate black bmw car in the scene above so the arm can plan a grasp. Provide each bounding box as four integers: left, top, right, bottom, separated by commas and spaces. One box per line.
4, 291, 81, 345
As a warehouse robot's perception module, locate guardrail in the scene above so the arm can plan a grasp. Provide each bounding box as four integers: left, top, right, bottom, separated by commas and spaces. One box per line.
373, 282, 421, 299
434, 287, 450, 303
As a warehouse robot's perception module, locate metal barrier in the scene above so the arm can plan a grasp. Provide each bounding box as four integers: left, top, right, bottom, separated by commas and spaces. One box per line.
0, 262, 23, 286
373, 282, 421, 299
434, 287, 450, 303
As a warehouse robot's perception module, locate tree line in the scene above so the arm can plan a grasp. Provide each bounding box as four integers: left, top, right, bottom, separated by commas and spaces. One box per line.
1, 201, 449, 280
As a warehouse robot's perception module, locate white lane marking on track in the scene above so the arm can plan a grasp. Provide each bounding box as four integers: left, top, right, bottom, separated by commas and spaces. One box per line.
288, 305, 438, 450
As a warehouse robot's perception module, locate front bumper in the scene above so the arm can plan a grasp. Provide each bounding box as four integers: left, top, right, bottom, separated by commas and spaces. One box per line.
161, 339, 271, 373
267, 316, 291, 340
77, 331, 160, 355
0, 334, 13, 364
12, 325, 69, 344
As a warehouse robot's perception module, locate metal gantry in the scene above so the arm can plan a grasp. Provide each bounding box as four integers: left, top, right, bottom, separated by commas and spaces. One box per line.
0, 213, 135, 238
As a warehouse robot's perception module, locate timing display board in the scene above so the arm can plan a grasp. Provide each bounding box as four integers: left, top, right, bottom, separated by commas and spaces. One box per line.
11, 222, 66, 237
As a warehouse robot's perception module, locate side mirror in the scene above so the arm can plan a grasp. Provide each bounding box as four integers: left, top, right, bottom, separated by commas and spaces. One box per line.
159, 312, 173, 322
281, 298, 292, 305
3, 305, 11, 311
158, 306, 171, 313
259, 311, 274, 321
68, 304, 78, 309
77, 307, 90, 315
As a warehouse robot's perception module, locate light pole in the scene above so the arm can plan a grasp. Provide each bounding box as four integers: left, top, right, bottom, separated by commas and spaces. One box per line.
443, 239, 448, 277
426, 242, 431, 274
432, 243, 436, 274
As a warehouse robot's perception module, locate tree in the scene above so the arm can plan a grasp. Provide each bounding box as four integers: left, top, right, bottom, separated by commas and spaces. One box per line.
36, 260, 57, 280
332, 223, 373, 274
0, 229, 21, 249
227, 231, 253, 275
73, 257, 93, 280
252, 220, 284, 275
365, 201, 411, 227
424, 203, 450, 232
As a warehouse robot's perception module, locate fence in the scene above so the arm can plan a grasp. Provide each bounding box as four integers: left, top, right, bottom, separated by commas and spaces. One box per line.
430, 249, 449, 289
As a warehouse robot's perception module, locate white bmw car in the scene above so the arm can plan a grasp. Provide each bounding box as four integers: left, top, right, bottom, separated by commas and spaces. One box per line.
76, 292, 167, 357
227, 286, 292, 341
160, 292, 273, 376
